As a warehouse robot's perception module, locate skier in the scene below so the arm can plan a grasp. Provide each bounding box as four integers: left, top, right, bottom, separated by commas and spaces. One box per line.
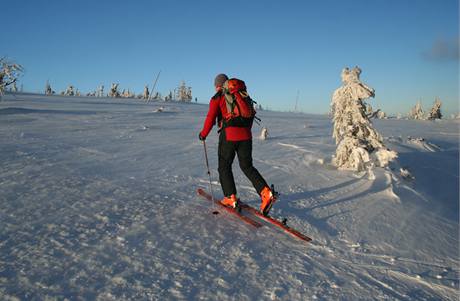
198, 73, 275, 216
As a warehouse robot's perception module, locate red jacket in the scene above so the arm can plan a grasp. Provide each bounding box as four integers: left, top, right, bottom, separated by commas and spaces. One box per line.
200, 91, 252, 141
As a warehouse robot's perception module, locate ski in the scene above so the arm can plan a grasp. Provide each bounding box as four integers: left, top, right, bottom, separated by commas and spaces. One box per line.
238, 201, 312, 242
196, 188, 312, 242
196, 188, 263, 228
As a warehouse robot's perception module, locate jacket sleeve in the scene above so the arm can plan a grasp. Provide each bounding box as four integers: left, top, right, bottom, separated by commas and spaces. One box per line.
200, 98, 220, 138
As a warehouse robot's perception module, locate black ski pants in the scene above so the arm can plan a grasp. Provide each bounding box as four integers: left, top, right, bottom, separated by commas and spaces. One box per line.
218, 133, 268, 197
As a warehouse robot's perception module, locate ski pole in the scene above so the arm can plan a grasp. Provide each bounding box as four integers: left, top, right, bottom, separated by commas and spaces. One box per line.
202, 140, 215, 202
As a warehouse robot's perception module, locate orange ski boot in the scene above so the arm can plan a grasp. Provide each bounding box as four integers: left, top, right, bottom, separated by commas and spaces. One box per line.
260, 186, 275, 216
220, 194, 239, 209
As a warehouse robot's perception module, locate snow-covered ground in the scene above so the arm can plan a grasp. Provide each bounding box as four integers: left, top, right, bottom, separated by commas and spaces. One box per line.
0, 93, 458, 300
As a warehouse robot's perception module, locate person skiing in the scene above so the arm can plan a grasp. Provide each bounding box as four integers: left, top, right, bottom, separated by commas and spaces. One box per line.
198, 73, 275, 216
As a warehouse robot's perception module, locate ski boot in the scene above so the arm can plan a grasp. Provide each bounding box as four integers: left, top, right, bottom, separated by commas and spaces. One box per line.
220, 194, 239, 209
260, 185, 277, 216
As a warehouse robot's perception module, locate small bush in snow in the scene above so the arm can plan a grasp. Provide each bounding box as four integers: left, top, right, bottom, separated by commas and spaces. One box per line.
259, 127, 268, 140
368, 109, 387, 119
400, 168, 415, 180
376, 110, 387, 119
331, 67, 397, 171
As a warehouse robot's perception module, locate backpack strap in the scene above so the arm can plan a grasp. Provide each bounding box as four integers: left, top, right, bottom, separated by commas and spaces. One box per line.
224, 93, 234, 117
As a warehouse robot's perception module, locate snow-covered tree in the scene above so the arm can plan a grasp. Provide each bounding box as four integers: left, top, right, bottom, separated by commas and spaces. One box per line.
121, 89, 134, 98
64, 85, 75, 96
45, 81, 54, 95
108, 83, 120, 98
409, 101, 425, 120
164, 91, 173, 101
142, 85, 150, 100
175, 81, 192, 102
428, 98, 442, 120
97, 85, 104, 97
0, 57, 23, 97
153, 92, 162, 101
331, 66, 397, 171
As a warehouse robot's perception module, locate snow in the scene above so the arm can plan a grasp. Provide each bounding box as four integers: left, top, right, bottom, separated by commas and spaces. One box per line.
1, 93, 459, 300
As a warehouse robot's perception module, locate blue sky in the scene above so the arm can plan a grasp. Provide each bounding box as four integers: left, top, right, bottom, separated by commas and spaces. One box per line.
3, 0, 459, 115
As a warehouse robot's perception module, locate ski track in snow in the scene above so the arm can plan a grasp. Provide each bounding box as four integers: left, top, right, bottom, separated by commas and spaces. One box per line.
0, 94, 458, 300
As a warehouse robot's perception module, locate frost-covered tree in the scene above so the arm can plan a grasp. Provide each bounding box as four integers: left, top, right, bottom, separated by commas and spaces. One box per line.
121, 89, 134, 98
142, 85, 150, 100
409, 101, 425, 120
45, 81, 53, 95
0, 58, 23, 97
164, 91, 173, 101
176, 81, 192, 102
97, 85, 104, 97
428, 98, 442, 120
331, 66, 397, 171
108, 83, 120, 98
64, 85, 75, 96
153, 92, 162, 101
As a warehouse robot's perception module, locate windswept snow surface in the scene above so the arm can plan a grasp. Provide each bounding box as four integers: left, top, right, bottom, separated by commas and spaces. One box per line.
1, 94, 458, 300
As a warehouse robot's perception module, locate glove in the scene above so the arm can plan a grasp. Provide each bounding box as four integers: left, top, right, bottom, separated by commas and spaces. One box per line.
198, 133, 206, 141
